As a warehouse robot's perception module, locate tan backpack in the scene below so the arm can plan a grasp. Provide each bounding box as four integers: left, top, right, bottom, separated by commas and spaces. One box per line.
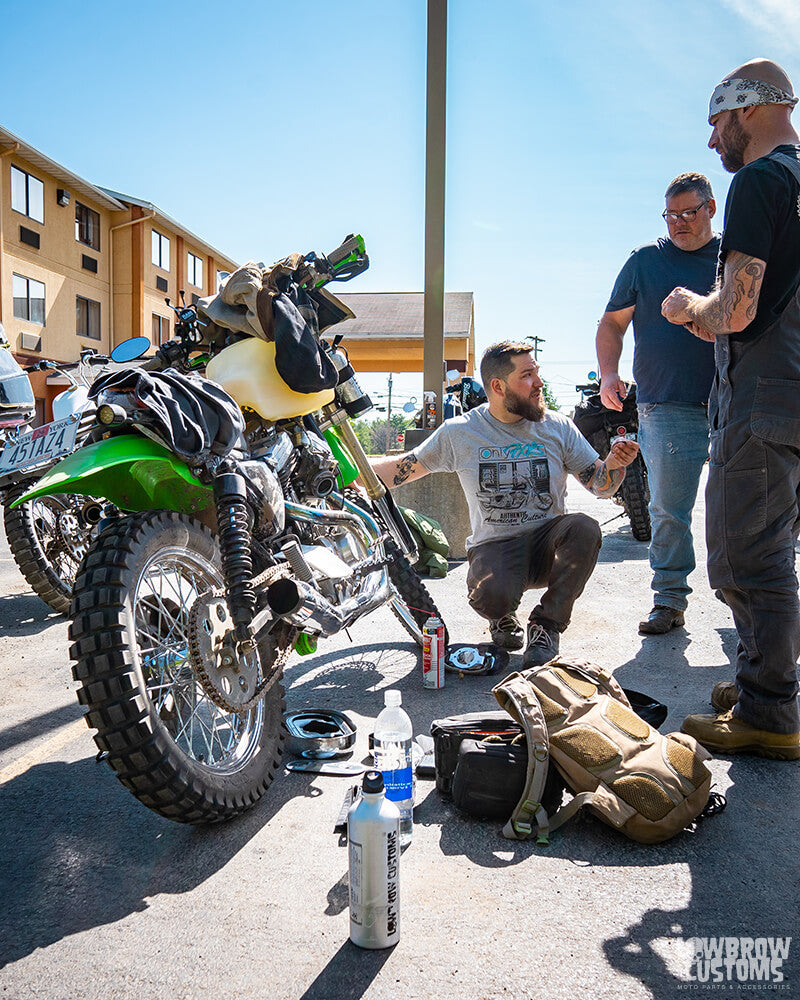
492, 657, 715, 845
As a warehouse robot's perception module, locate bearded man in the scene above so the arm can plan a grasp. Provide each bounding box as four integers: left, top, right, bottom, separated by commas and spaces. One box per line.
370, 341, 639, 667
662, 59, 800, 759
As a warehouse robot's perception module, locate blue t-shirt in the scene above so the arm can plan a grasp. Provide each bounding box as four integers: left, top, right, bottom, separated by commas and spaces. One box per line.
605, 236, 720, 404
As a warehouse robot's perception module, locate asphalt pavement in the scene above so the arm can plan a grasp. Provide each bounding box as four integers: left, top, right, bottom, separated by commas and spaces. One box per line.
0, 470, 798, 1000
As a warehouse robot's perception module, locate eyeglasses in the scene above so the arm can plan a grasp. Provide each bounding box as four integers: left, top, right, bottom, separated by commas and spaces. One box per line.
662, 200, 708, 223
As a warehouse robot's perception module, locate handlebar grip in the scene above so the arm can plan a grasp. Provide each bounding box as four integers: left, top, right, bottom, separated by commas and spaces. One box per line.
85, 355, 110, 366
327, 234, 364, 267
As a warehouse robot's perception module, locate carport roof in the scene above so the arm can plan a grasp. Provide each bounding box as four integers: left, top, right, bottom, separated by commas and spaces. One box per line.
333, 292, 473, 338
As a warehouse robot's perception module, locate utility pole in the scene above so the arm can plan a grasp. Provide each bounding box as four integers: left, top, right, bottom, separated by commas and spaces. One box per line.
530, 336, 545, 360
386, 373, 393, 453
423, 0, 447, 428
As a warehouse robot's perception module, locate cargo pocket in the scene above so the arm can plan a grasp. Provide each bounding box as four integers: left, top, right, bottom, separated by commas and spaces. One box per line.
723, 437, 767, 537
751, 378, 800, 446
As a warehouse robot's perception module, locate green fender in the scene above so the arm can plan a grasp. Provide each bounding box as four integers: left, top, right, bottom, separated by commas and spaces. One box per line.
10, 435, 213, 515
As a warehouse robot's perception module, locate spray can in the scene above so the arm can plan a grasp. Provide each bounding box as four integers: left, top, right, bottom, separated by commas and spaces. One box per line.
348, 770, 401, 949
422, 616, 445, 689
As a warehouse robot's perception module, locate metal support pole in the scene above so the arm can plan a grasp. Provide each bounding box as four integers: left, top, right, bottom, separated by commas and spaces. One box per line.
386, 372, 393, 453
423, 0, 447, 427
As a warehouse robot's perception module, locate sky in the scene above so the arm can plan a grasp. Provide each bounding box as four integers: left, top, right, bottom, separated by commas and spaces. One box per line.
3, 0, 800, 412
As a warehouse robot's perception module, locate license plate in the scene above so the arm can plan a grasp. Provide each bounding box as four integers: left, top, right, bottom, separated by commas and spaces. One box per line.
0, 415, 81, 474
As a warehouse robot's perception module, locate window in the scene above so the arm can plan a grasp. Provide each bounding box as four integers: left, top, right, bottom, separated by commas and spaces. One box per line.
152, 313, 170, 346
12, 274, 46, 324
10, 166, 44, 224
187, 252, 203, 288
75, 202, 100, 250
151, 230, 170, 270
76, 296, 100, 340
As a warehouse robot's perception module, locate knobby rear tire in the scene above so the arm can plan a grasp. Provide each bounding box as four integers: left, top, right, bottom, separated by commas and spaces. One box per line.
68, 510, 286, 824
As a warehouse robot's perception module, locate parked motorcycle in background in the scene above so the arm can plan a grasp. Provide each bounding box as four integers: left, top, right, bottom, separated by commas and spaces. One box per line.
0, 328, 117, 612
15, 235, 446, 826
572, 372, 651, 542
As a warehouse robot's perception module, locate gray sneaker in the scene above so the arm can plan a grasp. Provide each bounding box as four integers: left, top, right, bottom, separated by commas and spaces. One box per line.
489, 613, 524, 651
522, 621, 560, 668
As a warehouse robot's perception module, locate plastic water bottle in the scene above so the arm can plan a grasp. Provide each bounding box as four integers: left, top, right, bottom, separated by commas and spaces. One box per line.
347, 770, 400, 949
373, 689, 414, 847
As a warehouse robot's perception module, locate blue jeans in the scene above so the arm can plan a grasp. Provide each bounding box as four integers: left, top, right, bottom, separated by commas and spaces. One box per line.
637, 402, 710, 612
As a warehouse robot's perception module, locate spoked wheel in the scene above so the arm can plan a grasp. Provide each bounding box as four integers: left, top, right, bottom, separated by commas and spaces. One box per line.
3, 486, 97, 614
69, 510, 291, 824
385, 539, 448, 646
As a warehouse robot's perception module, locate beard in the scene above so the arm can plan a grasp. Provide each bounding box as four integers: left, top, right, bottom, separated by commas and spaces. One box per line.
719, 113, 750, 173
503, 385, 545, 422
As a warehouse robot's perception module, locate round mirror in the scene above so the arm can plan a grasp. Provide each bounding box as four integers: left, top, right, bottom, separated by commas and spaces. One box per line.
588, 370, 598, 381
402, 401, 417, 413
111, 336, 151, 363
446, 369, 461, 382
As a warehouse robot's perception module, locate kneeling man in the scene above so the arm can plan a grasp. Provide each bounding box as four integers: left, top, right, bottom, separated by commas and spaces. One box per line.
371, 341, 639, 666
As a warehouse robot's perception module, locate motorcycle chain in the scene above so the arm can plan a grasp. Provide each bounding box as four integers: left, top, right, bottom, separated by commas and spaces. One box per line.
188, 563, 296, 715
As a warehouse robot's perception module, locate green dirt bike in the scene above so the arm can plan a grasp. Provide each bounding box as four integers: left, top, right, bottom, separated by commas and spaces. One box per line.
15, 236, 444, 824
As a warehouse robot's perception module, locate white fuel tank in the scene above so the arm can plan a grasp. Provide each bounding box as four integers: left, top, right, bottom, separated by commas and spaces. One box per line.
206, 337, 334, 421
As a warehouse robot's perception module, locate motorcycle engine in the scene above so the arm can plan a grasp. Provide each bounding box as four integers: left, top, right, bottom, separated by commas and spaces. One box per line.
291, 431, 339, 499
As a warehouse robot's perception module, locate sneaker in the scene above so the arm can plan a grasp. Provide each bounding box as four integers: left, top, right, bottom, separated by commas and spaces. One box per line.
711, 681, 738, 713
489, 613, 524, 651
638, 605, 685, 635
681, 710, 800, 760
522, 620, 560, 668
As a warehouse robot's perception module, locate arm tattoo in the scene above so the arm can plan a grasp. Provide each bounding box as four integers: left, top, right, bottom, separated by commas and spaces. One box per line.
688, 252, 765, 335
393, 453, 419, 486
580, 460, 625, 498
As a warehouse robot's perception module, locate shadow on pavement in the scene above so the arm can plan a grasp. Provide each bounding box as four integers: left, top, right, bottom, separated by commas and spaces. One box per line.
298, 940, 392, 1000
0, 752, 306, 969
603, 756, 798, 996
0, 702, 82, 755
0, 592, 62, 636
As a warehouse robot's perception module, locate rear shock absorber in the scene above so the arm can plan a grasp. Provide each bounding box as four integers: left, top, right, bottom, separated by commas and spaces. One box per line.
213, 461, 256, 647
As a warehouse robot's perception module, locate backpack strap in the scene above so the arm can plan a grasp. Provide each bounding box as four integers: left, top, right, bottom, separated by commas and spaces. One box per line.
492, 672, 551, 843
766, 148, 800, 187
546, 784, 637, 834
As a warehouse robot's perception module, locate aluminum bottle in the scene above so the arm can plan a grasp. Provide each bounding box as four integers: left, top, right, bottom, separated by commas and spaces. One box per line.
347, 770, 401, 949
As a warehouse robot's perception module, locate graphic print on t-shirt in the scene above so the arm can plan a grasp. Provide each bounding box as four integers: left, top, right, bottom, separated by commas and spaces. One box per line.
476, 441, 553, 525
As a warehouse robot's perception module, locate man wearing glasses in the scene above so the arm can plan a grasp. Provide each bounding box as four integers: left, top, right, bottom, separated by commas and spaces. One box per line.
662, 59, 800, 760
596, 174, 719, 636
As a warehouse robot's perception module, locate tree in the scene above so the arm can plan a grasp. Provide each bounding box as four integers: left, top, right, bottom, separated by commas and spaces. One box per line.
542, 379, 560, 411
353, 413, 412, 455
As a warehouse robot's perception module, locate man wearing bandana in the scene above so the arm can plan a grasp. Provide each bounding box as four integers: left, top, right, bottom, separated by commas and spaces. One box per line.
662, 59, 800, 760
597, 173, 719, 637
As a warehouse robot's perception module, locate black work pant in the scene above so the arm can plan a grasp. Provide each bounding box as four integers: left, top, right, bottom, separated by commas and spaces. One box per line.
466, 513, 602, 632
707, 422, 800, 734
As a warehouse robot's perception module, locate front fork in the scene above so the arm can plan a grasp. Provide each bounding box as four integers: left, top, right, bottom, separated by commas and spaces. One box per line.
320, 405, 418, 562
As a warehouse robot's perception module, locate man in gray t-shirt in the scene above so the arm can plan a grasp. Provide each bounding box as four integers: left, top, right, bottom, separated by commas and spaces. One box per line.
371, 341, 639, 668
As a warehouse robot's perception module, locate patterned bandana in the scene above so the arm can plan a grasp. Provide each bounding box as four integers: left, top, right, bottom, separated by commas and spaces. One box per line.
709, 77, 798, 121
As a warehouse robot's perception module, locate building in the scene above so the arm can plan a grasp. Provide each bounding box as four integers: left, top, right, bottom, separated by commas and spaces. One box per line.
0, 124, 476, 423
0, 125, 237, 420
334, 291, 475, 375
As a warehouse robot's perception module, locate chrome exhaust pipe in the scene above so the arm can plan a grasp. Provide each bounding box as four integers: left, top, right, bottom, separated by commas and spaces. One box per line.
266, 569, 394, 637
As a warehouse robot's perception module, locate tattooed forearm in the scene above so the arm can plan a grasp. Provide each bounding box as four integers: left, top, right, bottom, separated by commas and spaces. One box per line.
393, 453, 419, 486
687, 252, 765, 335
580, 460, 625, 498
